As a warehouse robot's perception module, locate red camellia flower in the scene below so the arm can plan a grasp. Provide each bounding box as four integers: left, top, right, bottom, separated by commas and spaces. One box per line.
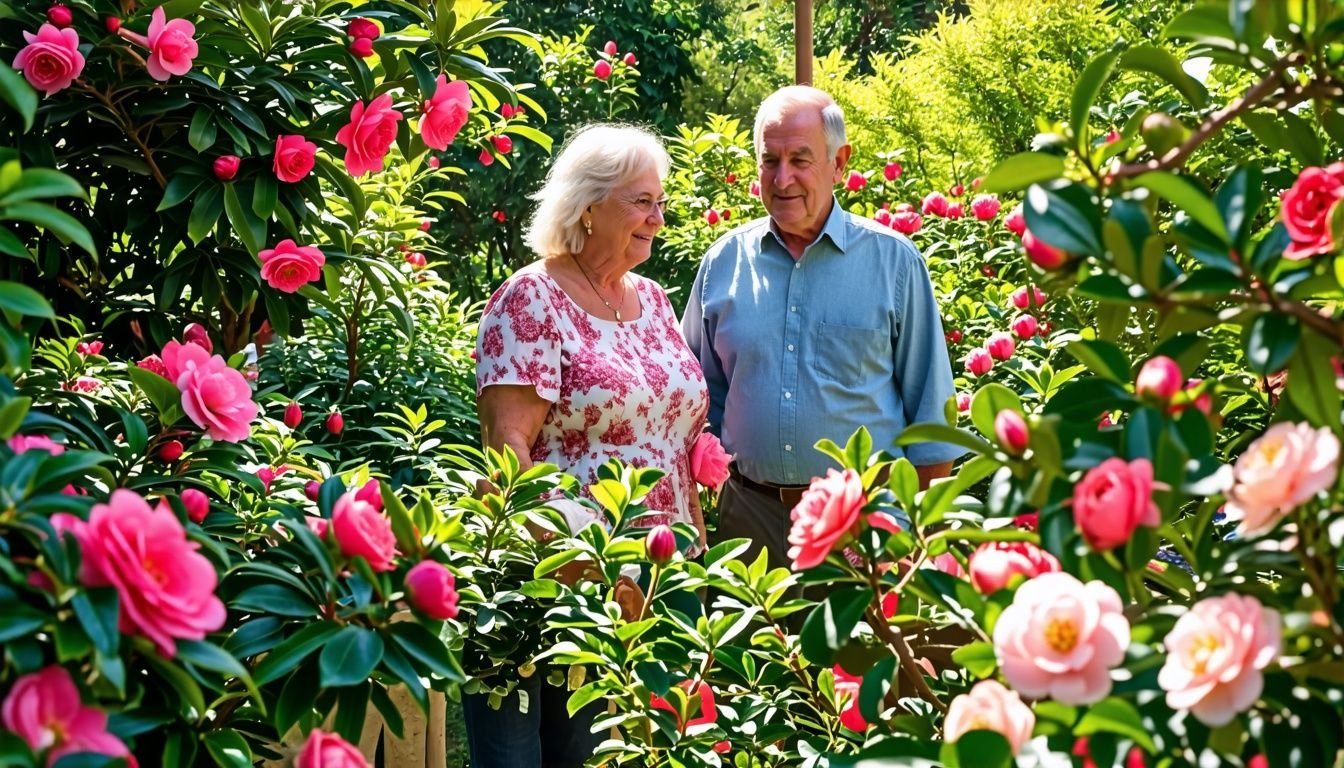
500, 103, 515, 119
420, 75, 471, 150
891, 211, 922, 235
332, 491, 398, 572
921, 191, 949, 216
965, 347, 993, 376
161, 340, 258, 442
956, 392, 971, 412
12, 23, 85, 96
336, 93, 403, 177
884, 162, 902, 181
1, 666, 134, 765
304, 481, 321, 501
75, 340, 103, 356
970, 194, 1001, 220
296, 729, 368, 768
787, 468, 866, 570
844, 170, 866, 192
832, 665, 869, 732
705, 209, 720, 226
349, 37, 374, 58
725, 172, 736, 184
945, 328, 963, 344
1073, 457, 1161, 551
354, 479, 383, 512
427, 155, 440, 168
273, 134, 317, 183
104, 16, 120, 32
491, 134, 513, 154
347, 17, 379, 40
1022, 229, 1069, 269
721, 208, 732, 220
137, 354, 169, 378
212, 154, 240, 181
1004, 204, 1027, 236
259, 239, 326, 293
593, 59, 613, 80
950, 184, 965, 197
491, 210, 507, 222
404, 561, 460, 620
1280, 162, 1344, 259
603, 40, 618, 56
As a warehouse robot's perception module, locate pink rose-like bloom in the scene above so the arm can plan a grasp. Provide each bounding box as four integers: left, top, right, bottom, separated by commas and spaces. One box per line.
965, 347, 993, 377
1011, 284, 1048, 310
1136, 355, 1183, 402
160, 340, 258, 443
971, 194, 1002, 220
844, 171, 866, 192
273, 135, 317, 182
296, 728, 369, 768
354, 478, 383, 512
137, 354, 169, 378
1223, 422, 1340, 536
690, 432, 732, 490
82, 489, 226, 657
787, 468, 866, 571
1158, 593, 1281, 726
9, 434, 65, 455
1072, 457, 1161, 551
969, 540, 1061, 594
180, 488, 209, 523
331, 491, 398, 572
347, 17, 379, 40
593, 59, 613, 80
922, 192, 949, 216
404, 560, 459, 620
1004, 205, 1027, 236
1280, 163, 1344, 260
986, 331, 1016, 361
891, 210, 922, 235
994, 409, 1029, 455
259, 239, 326, 293
420, 75, 471, 150
336, 94, 403, 177
1010, 314, 1038, 339
994, 571, 1129, 705
943, 679, 1036, 755
884, 162, 902, 181
144, 7, 198, 81
12, 23, 85, 96
1, 666, 134, 766
946, 202, 965, 219
832, 666, 868, 732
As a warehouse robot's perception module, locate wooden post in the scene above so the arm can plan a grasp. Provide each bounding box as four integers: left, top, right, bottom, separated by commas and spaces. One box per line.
795, 0, 813, 85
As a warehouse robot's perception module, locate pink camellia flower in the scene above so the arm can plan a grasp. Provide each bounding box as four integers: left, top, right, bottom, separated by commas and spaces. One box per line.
986, 331, 1016, 361
950, 184, 965, 197
1135, 355, 1183, 402
491, 134, 513, 154
273, 135, 317, 182
623, 52, 637, 66
749, 180, 761, 197
213, 155, 240, 181
921, 192, 949, 216
593, 59, 613, 80
354, 478, 383, 512
182, 321, 212, 352
970, 194, 1002, 220
943, 679, 1035, 755
404, 560, 459, 620
160, 340, 258, 442
1023, 229, 1070, 269
645, 524, 677, 565
420, 75, 471, 150
956, 392, 971, 412
75, 340, 103, 356
349, 37, 374, 58
994, 571, 1129, 705
259, 239, 326, 293
331, 491, 398, 572
47, 4, 74, 27
81, 489, 226, 656
946, 202, 965, 219
1072, 457, 1162, 551
1004, 205, 1027, 236
844, 171, 866, 192
180, 488, 209, 524
1010, 284, 1048, 310
994, 409, 1029, 455
12, 23, 85, 96
295, 728, 369, 768
137, 354, 170, 378
690, 432, 732, 490
1, 666, 134, 765
1010, 314, 1038, 339
945, 328, 963, 344
883, 162, 902, 181
965, 347, 993, 376
1223, 422, 1340, 537
650, 680, 729, 752
874, 209, 892, 226
969, 540, 1061, 594
347, 17, 379, 40
787, 468, 867, 570
832, 665, 868, 732
478, 148, 494, 166
603, 40, 618, 56
1280, 163, 1344, 260
9, 433, 65, 455
891, 211, 922, 235
1158, 593, 1281, 726
118, 7, 197, 82
336, 94, 403, 177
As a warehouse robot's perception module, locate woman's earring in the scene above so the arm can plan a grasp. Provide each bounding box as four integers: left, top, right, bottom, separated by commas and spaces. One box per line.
583, 219, 592, 236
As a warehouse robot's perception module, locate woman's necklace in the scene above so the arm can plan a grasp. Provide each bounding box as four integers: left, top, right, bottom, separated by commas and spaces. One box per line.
571, 253, 627, 323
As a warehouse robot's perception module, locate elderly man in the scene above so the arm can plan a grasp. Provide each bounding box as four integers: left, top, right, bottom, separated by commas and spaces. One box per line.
682, 85, 964, 572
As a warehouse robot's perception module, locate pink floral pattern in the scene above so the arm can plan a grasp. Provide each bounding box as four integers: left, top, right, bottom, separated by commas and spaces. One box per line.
477, 270, 708, 532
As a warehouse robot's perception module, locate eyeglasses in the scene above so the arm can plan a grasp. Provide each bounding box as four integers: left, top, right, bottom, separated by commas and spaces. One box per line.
627, 196, 670, 214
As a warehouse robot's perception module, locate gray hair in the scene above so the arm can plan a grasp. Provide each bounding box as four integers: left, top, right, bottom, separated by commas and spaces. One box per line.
753, 86, 848, 159
526, 124, 670, 258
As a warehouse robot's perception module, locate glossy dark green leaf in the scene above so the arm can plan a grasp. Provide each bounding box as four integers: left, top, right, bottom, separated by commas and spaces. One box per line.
1285, 332, 1342, 431
1076, 696, 1157, 752
0, 64, 38, 132
940, 729, 1013, 768
188, 107, 218, 152
319, 626, 384, 688
1132, 172, 1228, 242
3, 202, 95, 255
187, 185, 224, 244
202, 729, 251, 768
894, 422, 992, 456
223, 183, 266, 256
800, 587, 870, 667
979, 152, 1066, 194
1066, 340, 1131, 384
388, 621, 463, 682
1214, 164, 1263, 252
1118, 45, 1208, 108
857, 656, 896, 726
1070, 47, 1121, 145
1024, 183, 1102, 255
0, 282, 53, 318
1244, 312, 1300, 374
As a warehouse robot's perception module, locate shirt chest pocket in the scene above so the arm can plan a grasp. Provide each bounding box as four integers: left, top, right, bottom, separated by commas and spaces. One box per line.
812, 321, 890, 386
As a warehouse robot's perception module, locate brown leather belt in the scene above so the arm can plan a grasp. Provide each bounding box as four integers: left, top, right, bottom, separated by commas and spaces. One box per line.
729, 466, 809, 507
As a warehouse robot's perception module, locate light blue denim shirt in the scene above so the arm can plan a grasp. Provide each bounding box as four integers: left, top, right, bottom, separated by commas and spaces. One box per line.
682, 200, 966, 485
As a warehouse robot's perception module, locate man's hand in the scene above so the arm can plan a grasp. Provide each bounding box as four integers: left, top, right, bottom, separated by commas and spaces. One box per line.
915, 461, 954, 491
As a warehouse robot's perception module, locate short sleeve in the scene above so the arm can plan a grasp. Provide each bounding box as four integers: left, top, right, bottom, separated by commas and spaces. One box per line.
475, 274, 564, 402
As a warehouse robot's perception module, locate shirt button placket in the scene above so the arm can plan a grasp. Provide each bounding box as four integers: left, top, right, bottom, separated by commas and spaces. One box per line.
781, 256, 803, 481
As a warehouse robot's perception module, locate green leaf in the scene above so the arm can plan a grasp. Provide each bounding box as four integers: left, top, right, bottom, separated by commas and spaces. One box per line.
1066, 340, 1131, 384
3, 201, 95, 255
0, 602, 45, 642
127, 365, 181, 419
1280, 110, 1324, 167
70, 588, 119, 657
232, 584, 316, 618
187, 185, 224, 244
1118, 45, 1208, 108
979, 152, 1066, 194
1214, 164, 1263, 252
940, 729, 1013, 768
1070, 47, 1121, 146
1243, 312, 1300, 374
223, 183, 265, 256
380, 482, 420, 554
1024, 183, 1101, 255
157, 173, 205, 212
0, 168, 85, 206
1131, 172, 1228, 242
0, 396, 31, 439
176, 640, 263, 712
251, 174, 277, 220
1285, 332, 1342, 431
0, 281, 54, 318
799, 587, 870, 667
188, 107, 218, 152
950, 641, 998, 678
1076, 696, 1157, 753
319, 626, 384, 688
895, 422, 993, 456
0, 64, 38, 132
857, 656, 896, 726
388, 622, 464, 682
969, 383, 1022, 441
202, 729, 252, 768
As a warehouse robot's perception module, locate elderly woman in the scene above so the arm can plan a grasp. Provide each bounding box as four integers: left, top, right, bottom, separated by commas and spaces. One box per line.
470, 124, 709, 767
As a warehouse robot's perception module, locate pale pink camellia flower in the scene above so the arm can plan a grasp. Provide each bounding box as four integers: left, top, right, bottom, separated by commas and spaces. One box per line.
161, 340, 259, 443
9, 434, 65, 455
970, 194, 1002, 220
1223, 422, 1340, 537
965, 347, 993, 377
420, 75, 471, 150
994, 571, 1129, 706
986, 331, 1016, 361
832, 665, 869, 732
118, 7, 198, 81
1004, 204, 1027, 237
259, 239, 326, 293
1010, 314, 1038, 339
994, 409, 1029, 455
12, 23, 86, 97
593, 59, 613, 81
336, 93, 403, 177
1010, 284, 1048, 310
331, 491, 398, 572
943, 679, 1036, 755
921, 191, 949, 216
305, 515, 329, 537
1072, 457, 1162, 552
1135, 355, 1183, 402
295, 728, 369, 768
946, 202, 965, 219
1279, 162, 1344, 260
180, 487, 210, 524
427, 155, 441, 169
891, 210, 922, 235
883, 162, 902, 181
690, 432, 732, 490
844, 170, 866, 192
273, 134, 317, 182
82, 489, 227, 657
969, 540, 1061, 594
1, 666, 135, 766
1158, 593, 1281, 726
787, 468, 867, 571
404, 560, 460, 620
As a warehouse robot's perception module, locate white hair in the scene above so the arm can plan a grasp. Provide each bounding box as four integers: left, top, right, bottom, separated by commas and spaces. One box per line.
525, 124, 670, 258
753, 86, 848, 159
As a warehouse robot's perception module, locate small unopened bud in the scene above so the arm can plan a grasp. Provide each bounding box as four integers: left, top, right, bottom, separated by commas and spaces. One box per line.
180, 488, 209, 524
47, 4, 73, 28
283, 401, 302, 429
326, 411, 344, 435
159, 440, 184, 462
1136, 355, 1183, 402
994, 410, 1029, 455
645, 524, 677, 565
304, 480, 321, 501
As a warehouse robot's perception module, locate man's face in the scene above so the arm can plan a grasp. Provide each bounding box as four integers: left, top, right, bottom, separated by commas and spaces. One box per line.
757, 108, 849, 242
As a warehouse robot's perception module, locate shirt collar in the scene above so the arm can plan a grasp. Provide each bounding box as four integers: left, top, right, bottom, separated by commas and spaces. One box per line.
761, 196, 849, 255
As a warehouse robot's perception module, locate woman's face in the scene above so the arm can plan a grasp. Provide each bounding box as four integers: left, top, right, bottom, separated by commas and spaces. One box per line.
585, 167, 667, 265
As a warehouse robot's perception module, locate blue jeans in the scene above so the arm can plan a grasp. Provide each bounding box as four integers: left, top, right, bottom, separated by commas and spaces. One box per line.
462, 668, 604, 768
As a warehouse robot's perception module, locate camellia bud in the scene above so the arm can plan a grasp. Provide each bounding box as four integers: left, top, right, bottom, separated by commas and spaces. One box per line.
347, 17, 379, 40
645, 524, 677, 565
304, 480, 321, 501
603, 40, 618, 56
945, 328, 963, 344
705, 209, 720, 226
884, 162, 902, 181
725, 172, 736, 184
478, 148, 494, 166
326, 411, 344, 435
1135, 355, 1183, 402
180, 488, 210, 524
1022, 229, 1069, 269
159, 440, 184, 462
845, 171, 866, 192
283, 401, 302, 429
213, 155, 240, 181
404, 560, 460, 620
965, 347, 993, 377
956, 392, 971, 412
1010, 314, 1038, 340
986, 331, 1016, 361
105, 16, 121, 33
182, 322, 212, 352
47, 4, 73, 28
623, 52, 637, 66
350, 37, 374, 58
1140, 112, 1187, 157
593, 59, 613, 81
491, 134, 513, 154
994, 409, 1029, 455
